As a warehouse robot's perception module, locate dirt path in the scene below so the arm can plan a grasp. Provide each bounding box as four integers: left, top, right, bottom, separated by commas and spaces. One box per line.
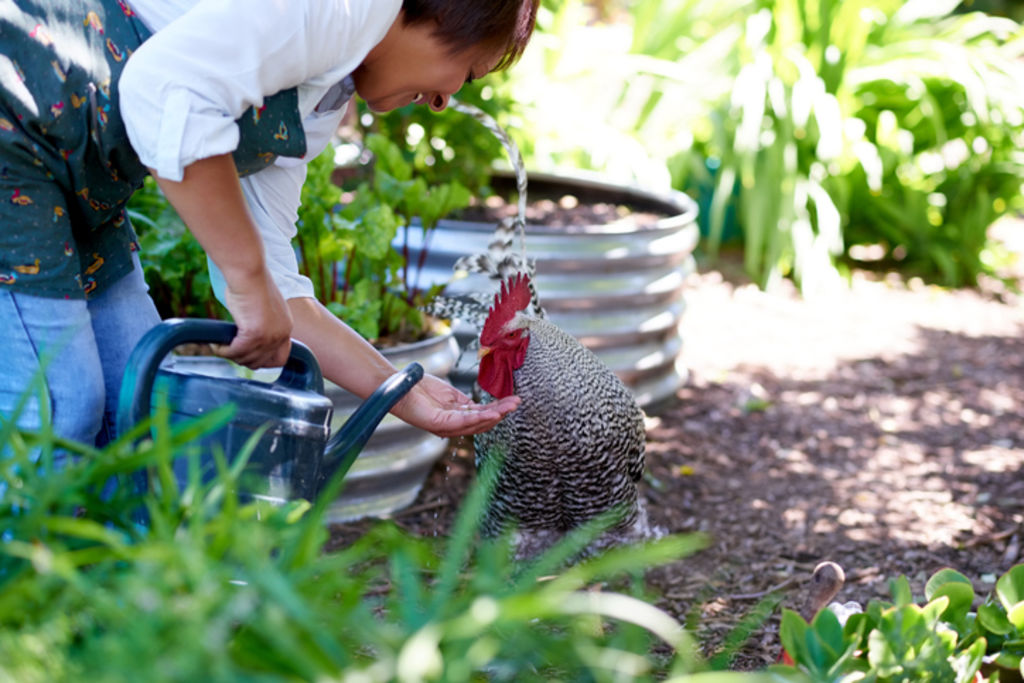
329, 221, 1024, 669
645, 250, 1024, 668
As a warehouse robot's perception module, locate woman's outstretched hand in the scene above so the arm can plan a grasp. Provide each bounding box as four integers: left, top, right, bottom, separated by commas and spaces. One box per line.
394, 373, 520, 438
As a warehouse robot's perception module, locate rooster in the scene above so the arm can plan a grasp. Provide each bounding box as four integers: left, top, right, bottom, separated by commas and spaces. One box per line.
421, 104, 651, 556
465, 272, 651, 558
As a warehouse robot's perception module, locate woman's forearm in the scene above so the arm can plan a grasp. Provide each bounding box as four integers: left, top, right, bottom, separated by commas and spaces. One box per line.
287, 295, 399, 399
287, 296, 520, 437
151, 154, 293, 368
151, 154, 267, 284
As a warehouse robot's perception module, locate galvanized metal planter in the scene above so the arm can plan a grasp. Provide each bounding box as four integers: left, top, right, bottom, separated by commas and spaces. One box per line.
400, 171, 699, 408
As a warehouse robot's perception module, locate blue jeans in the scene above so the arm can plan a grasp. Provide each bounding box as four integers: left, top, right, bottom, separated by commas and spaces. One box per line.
0, 257, 161, 449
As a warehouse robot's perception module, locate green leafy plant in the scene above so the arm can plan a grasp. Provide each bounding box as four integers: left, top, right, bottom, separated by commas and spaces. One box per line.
356, 80, 516, 195
668, 0, 1024, 291
0, 391, 776, 682
497, 0, 1024, 291
777, 564, 1024, 682
295, 135, 471, 345
127, 177, 228, 320
836, 4, 1024, 287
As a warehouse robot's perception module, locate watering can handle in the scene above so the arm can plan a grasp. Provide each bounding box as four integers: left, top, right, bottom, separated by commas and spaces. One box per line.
315, 362, 425, 496
115, 318, 324, 439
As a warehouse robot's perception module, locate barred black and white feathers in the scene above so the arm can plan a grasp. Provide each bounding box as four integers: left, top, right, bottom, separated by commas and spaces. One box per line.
474, 275, 650, 558
422, 216, 544, 331
425, 100, 543, 329
426, 102, 652, 558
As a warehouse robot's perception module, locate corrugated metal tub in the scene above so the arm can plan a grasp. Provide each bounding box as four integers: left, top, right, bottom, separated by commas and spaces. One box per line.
400, 171, 699, 408
316, 330, 459, 523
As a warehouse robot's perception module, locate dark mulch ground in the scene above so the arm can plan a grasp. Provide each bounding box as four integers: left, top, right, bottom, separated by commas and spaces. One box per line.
328, 220, 1024, 670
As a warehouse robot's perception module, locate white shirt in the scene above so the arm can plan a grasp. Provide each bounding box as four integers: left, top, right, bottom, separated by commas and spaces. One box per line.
121, 0, 402, 300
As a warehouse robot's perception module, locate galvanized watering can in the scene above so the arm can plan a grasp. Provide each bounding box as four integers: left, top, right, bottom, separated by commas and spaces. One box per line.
116, 318, 423, 503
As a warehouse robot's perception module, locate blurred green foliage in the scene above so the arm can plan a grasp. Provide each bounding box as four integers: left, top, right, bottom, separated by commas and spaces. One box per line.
777, 565, 1024, 681
0, 396, 784, 682
495, 0, 1024, 292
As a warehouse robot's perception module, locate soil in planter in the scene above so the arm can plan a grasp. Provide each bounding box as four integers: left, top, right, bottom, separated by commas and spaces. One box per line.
172, 343, 220, 357
453, 174, 671, 231
368, 315, 451, 350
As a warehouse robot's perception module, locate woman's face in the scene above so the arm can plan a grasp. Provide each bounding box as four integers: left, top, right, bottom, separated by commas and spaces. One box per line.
353, 16, 501, 113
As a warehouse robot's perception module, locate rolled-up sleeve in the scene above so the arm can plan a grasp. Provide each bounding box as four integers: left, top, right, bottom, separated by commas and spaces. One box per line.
127, 0, 401, 304
120, 0, 397, 181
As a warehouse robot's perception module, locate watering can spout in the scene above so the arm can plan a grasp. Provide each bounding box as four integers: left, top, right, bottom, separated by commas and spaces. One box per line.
316, 363, 424, 495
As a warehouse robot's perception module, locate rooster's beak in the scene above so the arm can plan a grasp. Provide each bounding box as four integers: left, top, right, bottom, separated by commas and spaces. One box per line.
477, 345, 492, 359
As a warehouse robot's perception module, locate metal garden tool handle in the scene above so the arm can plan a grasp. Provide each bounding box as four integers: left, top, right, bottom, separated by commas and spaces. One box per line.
316, 362, 425, 496
116, 317, 324, 439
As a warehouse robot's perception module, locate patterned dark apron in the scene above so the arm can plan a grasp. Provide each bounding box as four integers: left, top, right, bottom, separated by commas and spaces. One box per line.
0, 0, 307, 299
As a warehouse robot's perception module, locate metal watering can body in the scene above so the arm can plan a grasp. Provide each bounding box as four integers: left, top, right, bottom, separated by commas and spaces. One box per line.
117, 318, 423, 503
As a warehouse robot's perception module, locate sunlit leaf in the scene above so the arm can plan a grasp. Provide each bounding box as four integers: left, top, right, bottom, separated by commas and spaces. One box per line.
925, 568, 975, 623
978, 602, 1014, 635
890, 575, 913, 606
997, 565, 1024, 612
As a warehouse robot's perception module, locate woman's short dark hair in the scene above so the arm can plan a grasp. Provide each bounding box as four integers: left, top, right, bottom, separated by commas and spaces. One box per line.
402, 0, 539, 71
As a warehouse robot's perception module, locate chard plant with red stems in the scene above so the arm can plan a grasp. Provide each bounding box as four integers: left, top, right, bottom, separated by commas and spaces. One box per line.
295, 136, 471, 345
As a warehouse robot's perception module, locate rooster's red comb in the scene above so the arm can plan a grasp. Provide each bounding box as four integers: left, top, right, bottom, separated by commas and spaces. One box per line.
481, 273, 532, 343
